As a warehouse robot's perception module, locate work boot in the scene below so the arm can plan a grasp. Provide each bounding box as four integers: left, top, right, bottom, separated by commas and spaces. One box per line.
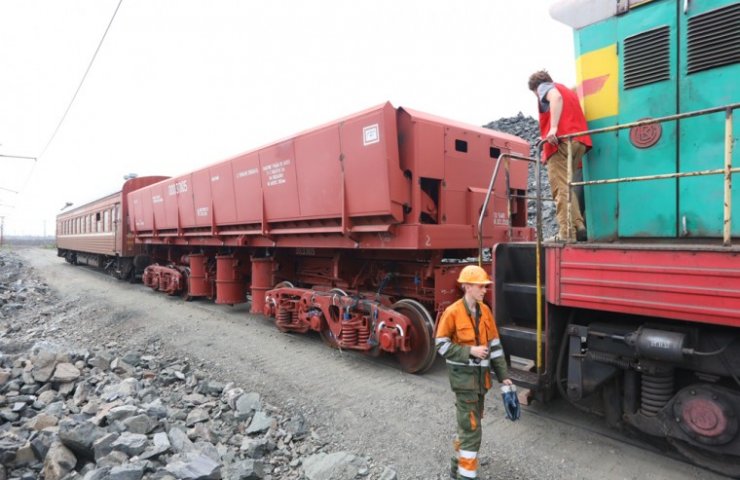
576, 227, 587, 242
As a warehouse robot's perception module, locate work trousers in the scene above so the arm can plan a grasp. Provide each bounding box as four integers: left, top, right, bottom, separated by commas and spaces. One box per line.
450, 391, 485, 479
546, 141, 587, 240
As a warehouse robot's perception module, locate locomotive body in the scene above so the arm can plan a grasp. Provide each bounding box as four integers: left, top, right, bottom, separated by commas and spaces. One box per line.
494, 1, 740, 476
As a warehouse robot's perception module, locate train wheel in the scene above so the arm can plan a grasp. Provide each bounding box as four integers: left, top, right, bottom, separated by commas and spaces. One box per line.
319, 288, 345, 348
274, 281, 294, 289
668, 438, 740, 478
178, 267, 192, 301
319, 327, 339, 349
391, 299, 436, 374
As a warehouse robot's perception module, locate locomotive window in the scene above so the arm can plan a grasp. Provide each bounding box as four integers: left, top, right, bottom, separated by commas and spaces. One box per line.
490, 147, 501, 158
455, 139, 468, 153
96, 212, 102, 232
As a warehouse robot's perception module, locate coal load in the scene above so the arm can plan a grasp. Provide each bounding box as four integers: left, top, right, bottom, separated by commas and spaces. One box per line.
483, 113, 558, 239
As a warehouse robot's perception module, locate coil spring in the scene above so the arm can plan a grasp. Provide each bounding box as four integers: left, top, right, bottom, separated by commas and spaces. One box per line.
640, 371, 674, 417
586, 351, 631, 369
357, 324, 370, 345
341, 327, 359, 346
276, 308, 292, 329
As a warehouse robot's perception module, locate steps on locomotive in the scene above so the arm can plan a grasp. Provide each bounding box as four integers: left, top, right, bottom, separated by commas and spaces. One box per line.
494, 242, 543, 389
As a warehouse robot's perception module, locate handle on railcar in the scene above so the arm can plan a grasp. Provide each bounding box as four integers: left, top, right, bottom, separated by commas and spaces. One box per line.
476, 146, 545, 373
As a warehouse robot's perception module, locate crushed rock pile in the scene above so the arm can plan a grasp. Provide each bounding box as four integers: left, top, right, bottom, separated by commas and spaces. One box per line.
0, 251, 398, 480
484, 113, 558, 239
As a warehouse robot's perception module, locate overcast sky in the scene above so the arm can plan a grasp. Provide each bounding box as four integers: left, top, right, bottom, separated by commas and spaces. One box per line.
0, 0, 575, 236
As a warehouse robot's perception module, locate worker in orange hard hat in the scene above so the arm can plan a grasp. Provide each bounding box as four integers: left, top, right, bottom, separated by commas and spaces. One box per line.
435, 265, 512, 480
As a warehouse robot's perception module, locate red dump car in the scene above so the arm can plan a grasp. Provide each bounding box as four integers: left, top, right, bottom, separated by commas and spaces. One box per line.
125, 102, 531, 372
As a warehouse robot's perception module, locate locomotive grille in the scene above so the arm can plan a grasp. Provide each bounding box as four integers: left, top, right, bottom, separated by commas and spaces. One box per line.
687, 3, 740, 75
623, 26, 671, 89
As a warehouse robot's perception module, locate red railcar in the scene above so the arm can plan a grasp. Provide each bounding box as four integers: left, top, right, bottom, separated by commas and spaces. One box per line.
56, 176, 168, 279
127, 102, 532, 372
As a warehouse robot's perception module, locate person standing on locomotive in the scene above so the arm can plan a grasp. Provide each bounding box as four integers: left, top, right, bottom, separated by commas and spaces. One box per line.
528, 69, 592, 242
435, 265, 512, 480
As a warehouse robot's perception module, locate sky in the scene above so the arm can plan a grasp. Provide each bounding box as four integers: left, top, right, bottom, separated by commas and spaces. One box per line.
0, 0, 575, 236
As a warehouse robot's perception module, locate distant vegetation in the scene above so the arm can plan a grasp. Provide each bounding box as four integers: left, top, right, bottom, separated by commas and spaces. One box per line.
1, 236, 56, 248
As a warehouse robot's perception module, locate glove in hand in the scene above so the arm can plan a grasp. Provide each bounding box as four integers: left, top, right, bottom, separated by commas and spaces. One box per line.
501, 384, 521, 421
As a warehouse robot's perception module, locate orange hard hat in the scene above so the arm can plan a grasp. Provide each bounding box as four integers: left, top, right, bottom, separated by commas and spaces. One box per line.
457, 265, 492, 285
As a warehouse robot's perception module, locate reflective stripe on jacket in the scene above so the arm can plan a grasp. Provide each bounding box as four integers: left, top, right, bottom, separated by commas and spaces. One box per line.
435, 299, 508, 392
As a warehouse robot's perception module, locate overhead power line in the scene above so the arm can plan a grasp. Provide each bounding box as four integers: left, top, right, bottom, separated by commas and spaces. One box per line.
38, 0, 124, 160
7, 0, 125, 210
0, 154, 36, 161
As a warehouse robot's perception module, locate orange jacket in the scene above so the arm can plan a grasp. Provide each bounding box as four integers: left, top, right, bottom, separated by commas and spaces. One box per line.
435, 299, 508, 391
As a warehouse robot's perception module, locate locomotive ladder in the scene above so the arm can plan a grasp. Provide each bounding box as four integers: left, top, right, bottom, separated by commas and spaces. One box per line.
478, 148, 550, 393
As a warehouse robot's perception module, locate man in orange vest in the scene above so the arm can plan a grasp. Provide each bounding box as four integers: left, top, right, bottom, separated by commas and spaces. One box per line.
435, 265, 512, 480
529, 69, 592, 242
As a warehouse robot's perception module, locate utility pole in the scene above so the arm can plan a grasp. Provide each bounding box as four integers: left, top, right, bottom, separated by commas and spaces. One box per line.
0, 216, 4, 248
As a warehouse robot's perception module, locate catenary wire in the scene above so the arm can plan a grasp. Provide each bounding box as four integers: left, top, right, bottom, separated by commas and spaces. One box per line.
19, 0, 125, 196
4, 0, 124, 217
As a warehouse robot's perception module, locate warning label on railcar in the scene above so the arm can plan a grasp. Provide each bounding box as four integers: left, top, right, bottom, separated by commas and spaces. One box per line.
236, 168, 259, 178
263, 159, 291, 187
168, 180, 188, 196
363, 124, 379, 146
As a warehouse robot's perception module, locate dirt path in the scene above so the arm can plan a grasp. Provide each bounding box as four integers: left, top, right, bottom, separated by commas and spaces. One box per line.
16, 247, 725, 480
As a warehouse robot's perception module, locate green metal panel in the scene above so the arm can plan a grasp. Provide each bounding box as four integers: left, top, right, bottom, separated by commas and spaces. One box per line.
616, 0, 678, 237
678, 0, 740, 237
576, 20, 620, 241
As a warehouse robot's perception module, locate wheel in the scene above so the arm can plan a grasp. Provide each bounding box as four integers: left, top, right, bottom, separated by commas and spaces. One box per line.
668, 437, 740, 478
319, 288, 345, 348
179, 267, 192, 301
319, 326, 340, 349
274, 281, 294, 289
391, 299, 437, 374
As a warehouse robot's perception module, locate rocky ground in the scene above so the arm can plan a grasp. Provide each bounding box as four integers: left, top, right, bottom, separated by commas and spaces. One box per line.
0, 251, 395, 480
0, 248, 726, 480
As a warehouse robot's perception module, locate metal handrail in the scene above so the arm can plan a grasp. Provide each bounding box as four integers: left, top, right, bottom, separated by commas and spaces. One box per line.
560, 103, 739, 246
476, 152, 540, 265
477, 147, 546, 372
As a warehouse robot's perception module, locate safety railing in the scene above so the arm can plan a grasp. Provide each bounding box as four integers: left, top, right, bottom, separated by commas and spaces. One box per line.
477, 102, 739, 375
477, 147, 548, 372
560, 102, 740, 246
